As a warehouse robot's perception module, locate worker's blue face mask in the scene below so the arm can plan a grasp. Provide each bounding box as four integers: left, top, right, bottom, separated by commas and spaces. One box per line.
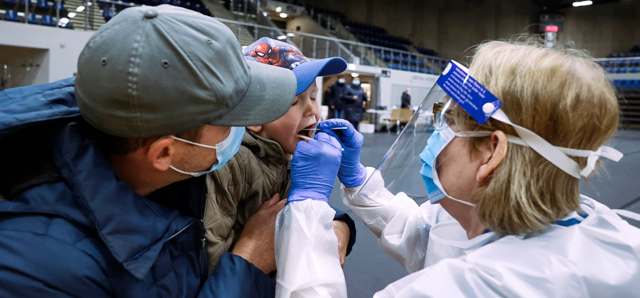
170, 126, 245, 177
419, 129, 447, 203
419, 125, 489, 207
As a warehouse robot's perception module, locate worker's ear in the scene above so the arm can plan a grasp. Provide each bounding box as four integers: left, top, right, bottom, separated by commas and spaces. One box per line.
476, 130, 507, 185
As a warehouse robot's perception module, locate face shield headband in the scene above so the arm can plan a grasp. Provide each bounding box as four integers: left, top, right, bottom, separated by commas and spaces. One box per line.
436, 60, 623, 179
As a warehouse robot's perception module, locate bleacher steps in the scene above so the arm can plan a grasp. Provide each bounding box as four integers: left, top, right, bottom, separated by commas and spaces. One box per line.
65, 0, 104, 30
200, 0, 256, 45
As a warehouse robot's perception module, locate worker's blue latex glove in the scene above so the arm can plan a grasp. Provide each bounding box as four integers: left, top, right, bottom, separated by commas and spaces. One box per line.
317, 119, 367, 188
288, 132, 343, 203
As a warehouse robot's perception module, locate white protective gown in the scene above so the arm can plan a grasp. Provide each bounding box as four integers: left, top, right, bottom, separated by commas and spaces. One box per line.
274, 167, 640, 297
275, 199, 347, 298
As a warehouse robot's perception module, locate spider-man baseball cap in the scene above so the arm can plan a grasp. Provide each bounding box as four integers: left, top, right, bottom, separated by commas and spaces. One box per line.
243, 37, 347, 96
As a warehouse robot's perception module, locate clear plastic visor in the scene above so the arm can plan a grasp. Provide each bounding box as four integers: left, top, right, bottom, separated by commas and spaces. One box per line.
360, 84, 458, 201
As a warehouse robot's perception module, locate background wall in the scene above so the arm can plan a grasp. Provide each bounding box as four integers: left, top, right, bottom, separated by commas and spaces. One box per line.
559, 0, 640, 57
310, 0, 640, 59
0, 21, 94, 87
0, 45, 48, 89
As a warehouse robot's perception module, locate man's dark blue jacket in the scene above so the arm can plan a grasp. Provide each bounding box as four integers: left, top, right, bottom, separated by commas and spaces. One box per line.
0, 78, 355, 297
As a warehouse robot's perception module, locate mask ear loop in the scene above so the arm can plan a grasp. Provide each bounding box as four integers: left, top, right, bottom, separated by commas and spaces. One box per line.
171, 136, 218, 150
430, 126, 494, 208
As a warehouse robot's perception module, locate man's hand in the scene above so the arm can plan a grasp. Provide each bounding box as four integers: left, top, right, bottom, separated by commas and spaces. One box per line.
232, 194, 285, 274
332, 220, 350, 265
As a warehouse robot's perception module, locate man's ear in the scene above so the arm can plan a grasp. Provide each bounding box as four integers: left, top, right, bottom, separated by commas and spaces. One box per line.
146, 137, 175, 171
247, 125, 263, 134
476, 130, 507, 185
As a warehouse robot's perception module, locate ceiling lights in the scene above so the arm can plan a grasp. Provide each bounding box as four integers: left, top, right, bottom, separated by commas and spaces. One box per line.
572, 1, 593, 7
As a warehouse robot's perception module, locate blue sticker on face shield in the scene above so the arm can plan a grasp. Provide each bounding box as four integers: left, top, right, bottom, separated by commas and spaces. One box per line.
436, 60, 502, 124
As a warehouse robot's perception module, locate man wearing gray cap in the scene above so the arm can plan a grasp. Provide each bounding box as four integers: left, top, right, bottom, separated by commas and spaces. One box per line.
0, 5, 318, 297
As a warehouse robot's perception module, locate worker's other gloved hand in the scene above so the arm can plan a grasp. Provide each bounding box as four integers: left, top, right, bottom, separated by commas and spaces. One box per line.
317, 119, 367, 188
288, 132, 342, 203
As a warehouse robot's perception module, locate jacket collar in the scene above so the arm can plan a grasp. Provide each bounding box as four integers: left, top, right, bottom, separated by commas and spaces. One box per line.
52, 121, 192, 279
0, 77, 79, 139
243, 130, 289, 165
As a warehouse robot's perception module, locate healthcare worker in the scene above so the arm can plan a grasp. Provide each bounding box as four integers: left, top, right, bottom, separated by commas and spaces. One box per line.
282, 40, 640, 297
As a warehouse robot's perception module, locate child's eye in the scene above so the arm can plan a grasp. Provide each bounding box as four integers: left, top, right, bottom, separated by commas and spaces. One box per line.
310, 97, 317, 102
291, 99, 300, 106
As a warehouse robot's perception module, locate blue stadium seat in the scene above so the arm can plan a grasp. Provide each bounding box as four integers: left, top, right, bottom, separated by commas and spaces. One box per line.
102, 5, 115, 21
36, 0, 49, 10
54, 0, 64, 12
4, 9, 19, 21
42, 15, 57, 26
27, 13, 39, 24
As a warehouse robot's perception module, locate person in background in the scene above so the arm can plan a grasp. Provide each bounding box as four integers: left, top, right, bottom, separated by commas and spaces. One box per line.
203, 37, 356, 272
0, 5, 298, 297
341, 78, 368, 130
326, 76, 348, 119
401, 89, 411, 109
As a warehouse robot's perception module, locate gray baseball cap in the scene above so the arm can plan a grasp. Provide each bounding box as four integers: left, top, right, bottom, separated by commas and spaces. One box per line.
76, 5, 296, 138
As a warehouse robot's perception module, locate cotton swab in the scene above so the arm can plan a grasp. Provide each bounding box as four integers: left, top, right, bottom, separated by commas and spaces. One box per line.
300, 127, 348, 131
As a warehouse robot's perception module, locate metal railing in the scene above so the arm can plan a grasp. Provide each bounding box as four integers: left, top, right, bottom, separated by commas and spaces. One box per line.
218, 18, 446, 72
229, 0, 359, 64
218, 18, 358, 63
594, 57, 640, 129
216, 0, 445, 72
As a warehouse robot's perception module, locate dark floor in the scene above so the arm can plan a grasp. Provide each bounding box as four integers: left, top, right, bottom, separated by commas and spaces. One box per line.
330, 130, 640, 298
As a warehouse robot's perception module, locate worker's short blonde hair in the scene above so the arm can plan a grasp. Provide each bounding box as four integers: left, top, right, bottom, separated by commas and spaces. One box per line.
450, 40, 619, 235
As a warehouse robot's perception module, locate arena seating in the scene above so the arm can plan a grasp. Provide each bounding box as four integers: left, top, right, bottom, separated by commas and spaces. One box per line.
296, 2, 445, 75
0, 0, 209, 27
3, 9, 17, 21
613, 80, 640, 90
1, 0, 68, 27
597, 45, 640, 74
97, 0, 210, 22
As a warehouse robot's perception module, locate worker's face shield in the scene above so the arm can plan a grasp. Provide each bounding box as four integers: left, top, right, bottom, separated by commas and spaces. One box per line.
359, 60, 624, 203
362, 84, 457, 201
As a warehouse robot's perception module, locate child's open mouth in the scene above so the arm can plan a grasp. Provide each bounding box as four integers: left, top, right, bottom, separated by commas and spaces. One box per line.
297, 123, 317, 141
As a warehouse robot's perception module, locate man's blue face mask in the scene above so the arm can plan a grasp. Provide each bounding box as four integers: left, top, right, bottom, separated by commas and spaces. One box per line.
170, 126, 245, 177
